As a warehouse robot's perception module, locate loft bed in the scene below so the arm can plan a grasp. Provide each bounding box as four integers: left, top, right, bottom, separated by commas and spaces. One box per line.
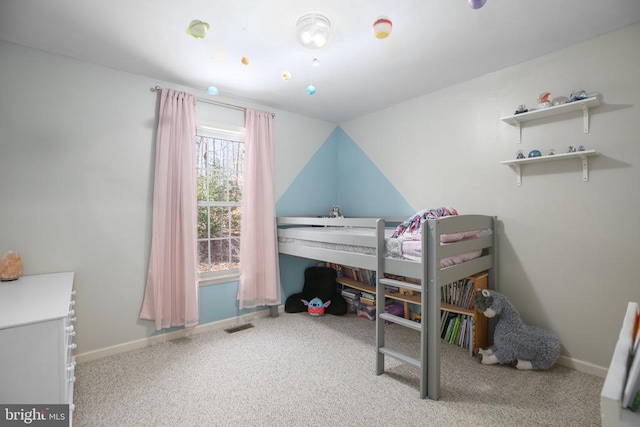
277, 213, 498, 400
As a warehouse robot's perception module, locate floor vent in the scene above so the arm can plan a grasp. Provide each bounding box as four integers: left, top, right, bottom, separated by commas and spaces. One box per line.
224, 323, 254, 334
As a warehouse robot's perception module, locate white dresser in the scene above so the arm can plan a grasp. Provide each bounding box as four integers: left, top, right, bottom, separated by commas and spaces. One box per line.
0, 272, 76, 414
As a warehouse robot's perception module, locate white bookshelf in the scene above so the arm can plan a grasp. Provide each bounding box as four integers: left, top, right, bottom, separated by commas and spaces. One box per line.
601, 302, 640, 426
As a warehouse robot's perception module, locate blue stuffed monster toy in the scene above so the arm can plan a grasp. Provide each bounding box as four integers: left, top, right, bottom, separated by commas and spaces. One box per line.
301, 297, 331, 316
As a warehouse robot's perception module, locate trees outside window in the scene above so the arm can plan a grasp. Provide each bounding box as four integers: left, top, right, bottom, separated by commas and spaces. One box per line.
195, 127, 245, 281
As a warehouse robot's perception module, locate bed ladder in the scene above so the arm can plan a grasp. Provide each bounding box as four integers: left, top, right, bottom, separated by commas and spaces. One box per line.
374, 219, 441, 400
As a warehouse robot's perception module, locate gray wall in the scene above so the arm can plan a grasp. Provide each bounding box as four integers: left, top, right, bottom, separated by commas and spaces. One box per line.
1, 22, 638, 371
341, 23, 640, 370
0, 40, 334, 354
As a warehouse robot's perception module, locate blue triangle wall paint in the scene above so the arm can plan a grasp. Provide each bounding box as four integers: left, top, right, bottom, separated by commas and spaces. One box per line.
276, 126, 412, 217
276, 125, 413, 299
333, 126, 413, 217
275, 129, 339, 217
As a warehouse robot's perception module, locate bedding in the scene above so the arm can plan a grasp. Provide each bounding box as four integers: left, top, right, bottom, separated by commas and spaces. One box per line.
391, 206, 458, 238
277, 225, 486, 267
391, 206, 481, 243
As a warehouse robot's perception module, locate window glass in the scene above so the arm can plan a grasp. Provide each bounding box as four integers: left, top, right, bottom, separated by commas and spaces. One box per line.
195, 126, 245, 282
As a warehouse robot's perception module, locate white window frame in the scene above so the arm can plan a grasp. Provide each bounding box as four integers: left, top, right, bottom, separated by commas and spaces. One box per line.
196, 123, 245, 286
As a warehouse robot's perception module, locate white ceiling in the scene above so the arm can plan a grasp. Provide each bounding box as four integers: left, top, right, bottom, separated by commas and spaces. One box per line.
1, 0, 639, 123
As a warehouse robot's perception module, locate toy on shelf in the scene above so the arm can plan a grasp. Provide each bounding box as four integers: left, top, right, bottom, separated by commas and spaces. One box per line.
473, 289, 560, 370
516, 150, 526, 159
330, 205, 343, 218
514, 104, 528, 115
528, 150, 542, 158
538, 92, 551, 109
569, 89, 587, 102
567, 145, 586, 153
552, 96, 568, 106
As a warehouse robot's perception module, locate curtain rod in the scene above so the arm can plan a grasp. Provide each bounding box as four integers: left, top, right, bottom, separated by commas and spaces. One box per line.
151, 86, 275, 118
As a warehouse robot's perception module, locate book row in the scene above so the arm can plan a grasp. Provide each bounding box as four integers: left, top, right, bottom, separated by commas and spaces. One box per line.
441, 311, 476, 354
441, 278, 477, 310
329, 263, 376, 286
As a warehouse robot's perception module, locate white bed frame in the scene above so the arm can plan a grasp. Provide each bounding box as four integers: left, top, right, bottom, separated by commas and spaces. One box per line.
277, 214, 498, 399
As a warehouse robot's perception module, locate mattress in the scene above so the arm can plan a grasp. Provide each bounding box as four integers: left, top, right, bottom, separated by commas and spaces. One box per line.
277, 226, 484, 267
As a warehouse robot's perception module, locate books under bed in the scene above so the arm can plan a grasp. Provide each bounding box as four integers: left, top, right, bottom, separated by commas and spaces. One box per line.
277, 211, 498, 399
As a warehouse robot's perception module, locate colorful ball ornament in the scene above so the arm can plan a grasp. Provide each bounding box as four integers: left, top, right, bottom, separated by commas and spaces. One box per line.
281, 71, 292, 81
186, 20, 210, 39
206, 86, 219, 96
468, 0, 487, 9
306, 85, 316, 95
241, 56, 249, 66
372, 16, 392, 39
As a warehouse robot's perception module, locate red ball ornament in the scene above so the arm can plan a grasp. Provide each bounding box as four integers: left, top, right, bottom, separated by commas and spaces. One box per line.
373, 17, 392, 39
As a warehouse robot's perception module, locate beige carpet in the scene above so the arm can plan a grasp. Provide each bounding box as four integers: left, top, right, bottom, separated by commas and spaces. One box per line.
74, 312, 604, 427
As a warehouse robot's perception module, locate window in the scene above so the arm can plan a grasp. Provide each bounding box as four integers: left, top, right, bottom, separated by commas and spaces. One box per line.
195, 125, 245, 283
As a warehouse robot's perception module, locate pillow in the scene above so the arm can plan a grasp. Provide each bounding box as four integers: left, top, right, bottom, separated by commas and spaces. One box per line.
397, 230, 481, 243
440, 249, 482, 267
440, 230, 481, 243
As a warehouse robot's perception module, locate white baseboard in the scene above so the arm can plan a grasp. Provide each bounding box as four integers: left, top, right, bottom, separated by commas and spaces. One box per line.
557, 354, 607, 378
75, 305, 284, 364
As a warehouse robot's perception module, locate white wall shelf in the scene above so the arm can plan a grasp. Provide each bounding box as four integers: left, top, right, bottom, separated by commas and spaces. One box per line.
500, 150, 599, 186
501, 97, 600, 143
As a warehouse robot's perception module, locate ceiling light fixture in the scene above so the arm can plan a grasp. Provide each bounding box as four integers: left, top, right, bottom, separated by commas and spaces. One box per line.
296, 13, 331, 49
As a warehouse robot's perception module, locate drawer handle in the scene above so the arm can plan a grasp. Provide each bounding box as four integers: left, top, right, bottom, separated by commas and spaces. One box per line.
70, 316, 77, 323
65, 325, 74, 333
69, 376, 76, 383
71, 290, 76, 296
68, 343, 77, 350
69, 300, 76, 307
68, 309, 75, 316
68, 331, 76, 337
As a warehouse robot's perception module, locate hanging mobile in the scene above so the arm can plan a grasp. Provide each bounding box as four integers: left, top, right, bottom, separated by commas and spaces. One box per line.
307, 58, 319, 95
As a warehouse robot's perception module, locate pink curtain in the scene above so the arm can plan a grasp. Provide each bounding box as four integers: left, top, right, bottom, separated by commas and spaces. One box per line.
237, 109, 281, 309
140, 89, 199, 330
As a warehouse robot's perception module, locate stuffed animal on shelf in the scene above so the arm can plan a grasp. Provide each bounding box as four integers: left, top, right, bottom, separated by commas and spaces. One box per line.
473, 289, 560, 370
